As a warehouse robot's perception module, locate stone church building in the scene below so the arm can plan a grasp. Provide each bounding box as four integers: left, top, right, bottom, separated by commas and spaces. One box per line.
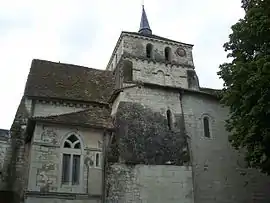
1, 5, 270, 203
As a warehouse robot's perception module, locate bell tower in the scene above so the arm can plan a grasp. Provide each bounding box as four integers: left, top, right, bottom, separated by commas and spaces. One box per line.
106, 5, 200, 90
106, 5, 195, 203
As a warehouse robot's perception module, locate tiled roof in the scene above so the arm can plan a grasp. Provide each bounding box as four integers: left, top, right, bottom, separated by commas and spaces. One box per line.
24, 59, 115, 103
32, 105, 113, 129
200, 87, 222, 98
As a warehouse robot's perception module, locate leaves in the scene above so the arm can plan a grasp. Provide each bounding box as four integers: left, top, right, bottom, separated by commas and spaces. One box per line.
218, 0, 270, 174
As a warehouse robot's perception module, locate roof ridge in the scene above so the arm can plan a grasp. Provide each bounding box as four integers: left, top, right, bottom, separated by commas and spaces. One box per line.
32, 59, 112, 73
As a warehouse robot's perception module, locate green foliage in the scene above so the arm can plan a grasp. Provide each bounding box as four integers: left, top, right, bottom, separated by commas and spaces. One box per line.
218, 0, 270, 173
114, 102, 189, 165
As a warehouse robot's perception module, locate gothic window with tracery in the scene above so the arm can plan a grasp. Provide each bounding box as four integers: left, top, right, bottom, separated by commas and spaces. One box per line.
61, 134, 82, 185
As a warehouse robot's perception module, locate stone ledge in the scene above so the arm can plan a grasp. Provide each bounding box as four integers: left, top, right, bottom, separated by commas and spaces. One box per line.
24, 191, 101, 200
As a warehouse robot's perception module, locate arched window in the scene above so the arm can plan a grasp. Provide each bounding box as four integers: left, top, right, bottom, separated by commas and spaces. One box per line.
61, 134, 82, 185
167, 109, 172, 130
164, 47, 172, 61
146, 43, 153, 59
203, 116, 210, 138
122, 60, 133, 82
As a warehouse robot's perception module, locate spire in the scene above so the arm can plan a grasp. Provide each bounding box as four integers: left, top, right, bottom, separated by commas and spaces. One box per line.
138, 5, 152, 35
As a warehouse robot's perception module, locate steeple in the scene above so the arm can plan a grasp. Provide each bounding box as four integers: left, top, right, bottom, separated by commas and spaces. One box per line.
138, 5, 152, 35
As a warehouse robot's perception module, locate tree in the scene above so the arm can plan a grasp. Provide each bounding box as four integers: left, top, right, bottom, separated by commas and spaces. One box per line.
218, 0, 270, 173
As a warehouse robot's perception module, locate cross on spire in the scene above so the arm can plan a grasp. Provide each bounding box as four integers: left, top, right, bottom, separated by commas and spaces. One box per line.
138, 4, 152, 35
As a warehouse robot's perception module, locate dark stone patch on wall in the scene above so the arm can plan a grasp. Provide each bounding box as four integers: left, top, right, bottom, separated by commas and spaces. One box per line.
105, 164, 139, 202
154, 49, 163, 61
0, 191, 20, 203
113, 102, 189, 165
122, 60, 133, 82
187, 70, 199, 89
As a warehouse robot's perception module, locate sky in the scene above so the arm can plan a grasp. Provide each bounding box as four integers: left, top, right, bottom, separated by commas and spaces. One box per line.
0, 0, 244, 129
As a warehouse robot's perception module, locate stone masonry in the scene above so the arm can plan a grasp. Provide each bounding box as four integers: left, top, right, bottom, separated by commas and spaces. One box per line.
106, 164, 193, 203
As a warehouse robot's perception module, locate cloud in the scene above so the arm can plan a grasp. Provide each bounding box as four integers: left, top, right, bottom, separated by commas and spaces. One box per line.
0, 0, 244, 129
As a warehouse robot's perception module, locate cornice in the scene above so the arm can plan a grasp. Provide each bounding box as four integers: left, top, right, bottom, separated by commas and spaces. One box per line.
24, 191, 101, 200
122, 32, 193, 47
29, 96, 110, 109
121, 53, 194, 69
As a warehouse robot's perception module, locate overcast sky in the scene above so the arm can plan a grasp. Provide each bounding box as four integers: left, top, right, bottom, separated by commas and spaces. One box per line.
0, 0, 244, 129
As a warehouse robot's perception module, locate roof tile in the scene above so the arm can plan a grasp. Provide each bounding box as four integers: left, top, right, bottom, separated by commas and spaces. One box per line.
24, 59, 115, 103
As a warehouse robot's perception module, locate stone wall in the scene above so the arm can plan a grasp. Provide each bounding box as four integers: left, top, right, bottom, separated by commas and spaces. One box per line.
106, 164, 194, 203
182, 93, 270, 203
123, 58, 191, 88
25, 123, 104, 203
107, 32, 199, 90
0, 137, 10, 190
107, 85, 191, 202
107, 36, 124, 71
111, 86, 183, 116
122, 34, 194, 66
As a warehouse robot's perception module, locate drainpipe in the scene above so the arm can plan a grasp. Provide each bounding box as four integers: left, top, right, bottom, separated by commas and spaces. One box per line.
179, 90, 195, 202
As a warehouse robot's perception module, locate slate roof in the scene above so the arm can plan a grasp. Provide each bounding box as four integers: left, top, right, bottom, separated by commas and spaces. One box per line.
32, 105, 113, 129
139, 5, 152, 35
24, 59, 115, 103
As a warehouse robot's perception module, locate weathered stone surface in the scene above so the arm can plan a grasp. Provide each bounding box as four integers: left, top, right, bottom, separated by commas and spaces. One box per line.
107, 32, 195, 89
27, 124, 104, 197
106, 164, 193, 203
113, 101, 189, 165
182, 93, 270, 203
0, 139, 10, 189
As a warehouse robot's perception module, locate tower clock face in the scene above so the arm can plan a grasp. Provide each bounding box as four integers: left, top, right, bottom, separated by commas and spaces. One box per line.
176, 47, 186, 57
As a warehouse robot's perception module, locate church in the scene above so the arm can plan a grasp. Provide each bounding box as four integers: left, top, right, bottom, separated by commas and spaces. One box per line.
1, 5, 270, 203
